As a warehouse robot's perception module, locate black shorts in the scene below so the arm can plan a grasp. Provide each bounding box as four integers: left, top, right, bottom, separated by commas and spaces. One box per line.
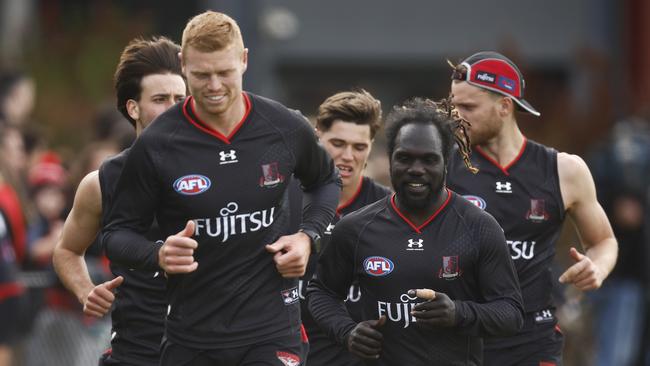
160, 328, 308, 366
98, 352, 121, 366
0, 295, 23, 345
98, 349, 160, 366
483, 325, 564, 366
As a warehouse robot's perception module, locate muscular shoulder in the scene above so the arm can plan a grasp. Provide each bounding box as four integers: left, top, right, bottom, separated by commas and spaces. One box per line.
557, 152, 595, 209
73, 171, 103, 217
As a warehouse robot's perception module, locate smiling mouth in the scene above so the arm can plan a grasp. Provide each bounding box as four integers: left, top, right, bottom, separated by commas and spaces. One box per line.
405, 182, 429, 193
206, 95, 226, 102
337, 165, 353, 175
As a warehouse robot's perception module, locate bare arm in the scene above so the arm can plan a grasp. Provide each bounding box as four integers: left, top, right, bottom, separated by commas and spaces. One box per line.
558, 153, 618, 290
53, 171, 121, 316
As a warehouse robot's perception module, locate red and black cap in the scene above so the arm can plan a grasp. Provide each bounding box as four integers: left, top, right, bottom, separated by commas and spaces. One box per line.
451, 51, 540, 116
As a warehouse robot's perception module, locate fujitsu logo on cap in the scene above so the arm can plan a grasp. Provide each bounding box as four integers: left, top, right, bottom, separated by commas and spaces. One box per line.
173, 175, 211, 195
364, 256, 394, 276
475, 71, 496, 84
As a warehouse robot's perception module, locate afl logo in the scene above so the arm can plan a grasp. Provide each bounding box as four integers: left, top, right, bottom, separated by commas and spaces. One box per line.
463, 195, 486, 210
363, 256, 394, 276
173, 175, 211, 195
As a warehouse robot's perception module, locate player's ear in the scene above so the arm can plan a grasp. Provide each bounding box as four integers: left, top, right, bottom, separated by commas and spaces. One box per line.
179, 52, 186, 74
126, 99, 140, 121
500, 97, 514, 117
241, 48, 249, 73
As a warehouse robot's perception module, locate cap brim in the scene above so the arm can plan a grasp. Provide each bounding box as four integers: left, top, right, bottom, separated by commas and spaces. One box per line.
513, 98, 540, 117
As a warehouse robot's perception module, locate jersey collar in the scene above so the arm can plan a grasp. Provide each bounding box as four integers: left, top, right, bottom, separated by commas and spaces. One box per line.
336, 176, 364, 216
390, 188, 452, 234
182, 92, 252, 144
474, 137, 527, 176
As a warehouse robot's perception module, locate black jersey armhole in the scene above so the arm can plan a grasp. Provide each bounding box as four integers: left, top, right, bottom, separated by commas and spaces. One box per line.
549, 149, 566, 221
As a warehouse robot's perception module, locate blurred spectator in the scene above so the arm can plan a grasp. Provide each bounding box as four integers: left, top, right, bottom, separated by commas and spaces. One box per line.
0, 126, 28, 262
0, 70, 35, 128
22, 150, 110, 366
0, 211, 24, 366
26, 151, 67, 267
0, 132, 28, 366
92, 104, 136, 150
67, 140, 120, 200
588, 116, 650, 366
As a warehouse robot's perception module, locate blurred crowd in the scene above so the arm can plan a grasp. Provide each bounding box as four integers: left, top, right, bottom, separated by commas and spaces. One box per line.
0, 63, 649, 366
0, 69, 128, 366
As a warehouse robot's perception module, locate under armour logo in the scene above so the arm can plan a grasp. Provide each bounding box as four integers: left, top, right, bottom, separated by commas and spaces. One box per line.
534, 308, 555, 324
219, 150, 238, 165
495, 181, 512, 193
406, 238, 424, 251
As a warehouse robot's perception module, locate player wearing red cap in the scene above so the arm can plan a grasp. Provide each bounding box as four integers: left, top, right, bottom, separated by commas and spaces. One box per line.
447, 51, 618, 366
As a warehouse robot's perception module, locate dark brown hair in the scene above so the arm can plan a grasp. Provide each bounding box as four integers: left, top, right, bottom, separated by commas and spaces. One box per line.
114, 36, 182, 127
316, 89, 382, 139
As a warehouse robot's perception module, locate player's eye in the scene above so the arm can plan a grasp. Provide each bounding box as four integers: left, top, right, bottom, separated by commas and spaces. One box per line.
354, 144, 368, 152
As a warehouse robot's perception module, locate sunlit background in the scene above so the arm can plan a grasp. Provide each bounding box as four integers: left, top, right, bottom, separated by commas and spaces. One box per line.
1, 0, 649, 365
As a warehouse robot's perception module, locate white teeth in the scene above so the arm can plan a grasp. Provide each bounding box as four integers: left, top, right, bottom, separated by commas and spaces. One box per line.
337, 166, 352, 172
408, 183, 424, 187
207, 95, 225, 101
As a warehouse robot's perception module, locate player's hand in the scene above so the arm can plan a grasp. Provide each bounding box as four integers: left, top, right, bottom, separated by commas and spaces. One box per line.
411, 289, 456, 327
83, 276, 123, 318
559, 247, 603, 291
158, 220, 198, 274
346, 316, 386, 360
265, 232, 311, 278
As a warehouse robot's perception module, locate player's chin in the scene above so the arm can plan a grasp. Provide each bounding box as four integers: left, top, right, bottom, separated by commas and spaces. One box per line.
398, 189, 432, 209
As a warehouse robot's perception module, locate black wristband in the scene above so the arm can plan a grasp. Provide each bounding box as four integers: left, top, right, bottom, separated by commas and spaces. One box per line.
299, 229, 322, 253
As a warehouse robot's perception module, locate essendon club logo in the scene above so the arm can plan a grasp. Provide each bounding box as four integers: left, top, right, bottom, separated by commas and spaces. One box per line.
364, 256, 394, 276
173, 174, 211, 195
526, 199, 549, 222
259, 162, 285, 188
463, 195, 486, 210
438, 256, 462, 280
276, 351, 300, 366
498, 75, 516, 91
281, 287, 299, 306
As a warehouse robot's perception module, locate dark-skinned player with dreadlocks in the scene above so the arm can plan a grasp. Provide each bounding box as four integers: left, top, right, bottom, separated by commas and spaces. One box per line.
307, 97, 524, 365
446, 51, 618, 366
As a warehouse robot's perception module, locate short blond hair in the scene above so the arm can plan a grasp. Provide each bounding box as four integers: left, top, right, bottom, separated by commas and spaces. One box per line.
181, 11, 243, 59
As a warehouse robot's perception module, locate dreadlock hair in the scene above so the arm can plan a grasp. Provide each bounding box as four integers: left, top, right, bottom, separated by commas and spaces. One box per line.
436, 95, 478, 174
385, 97, 478, 174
